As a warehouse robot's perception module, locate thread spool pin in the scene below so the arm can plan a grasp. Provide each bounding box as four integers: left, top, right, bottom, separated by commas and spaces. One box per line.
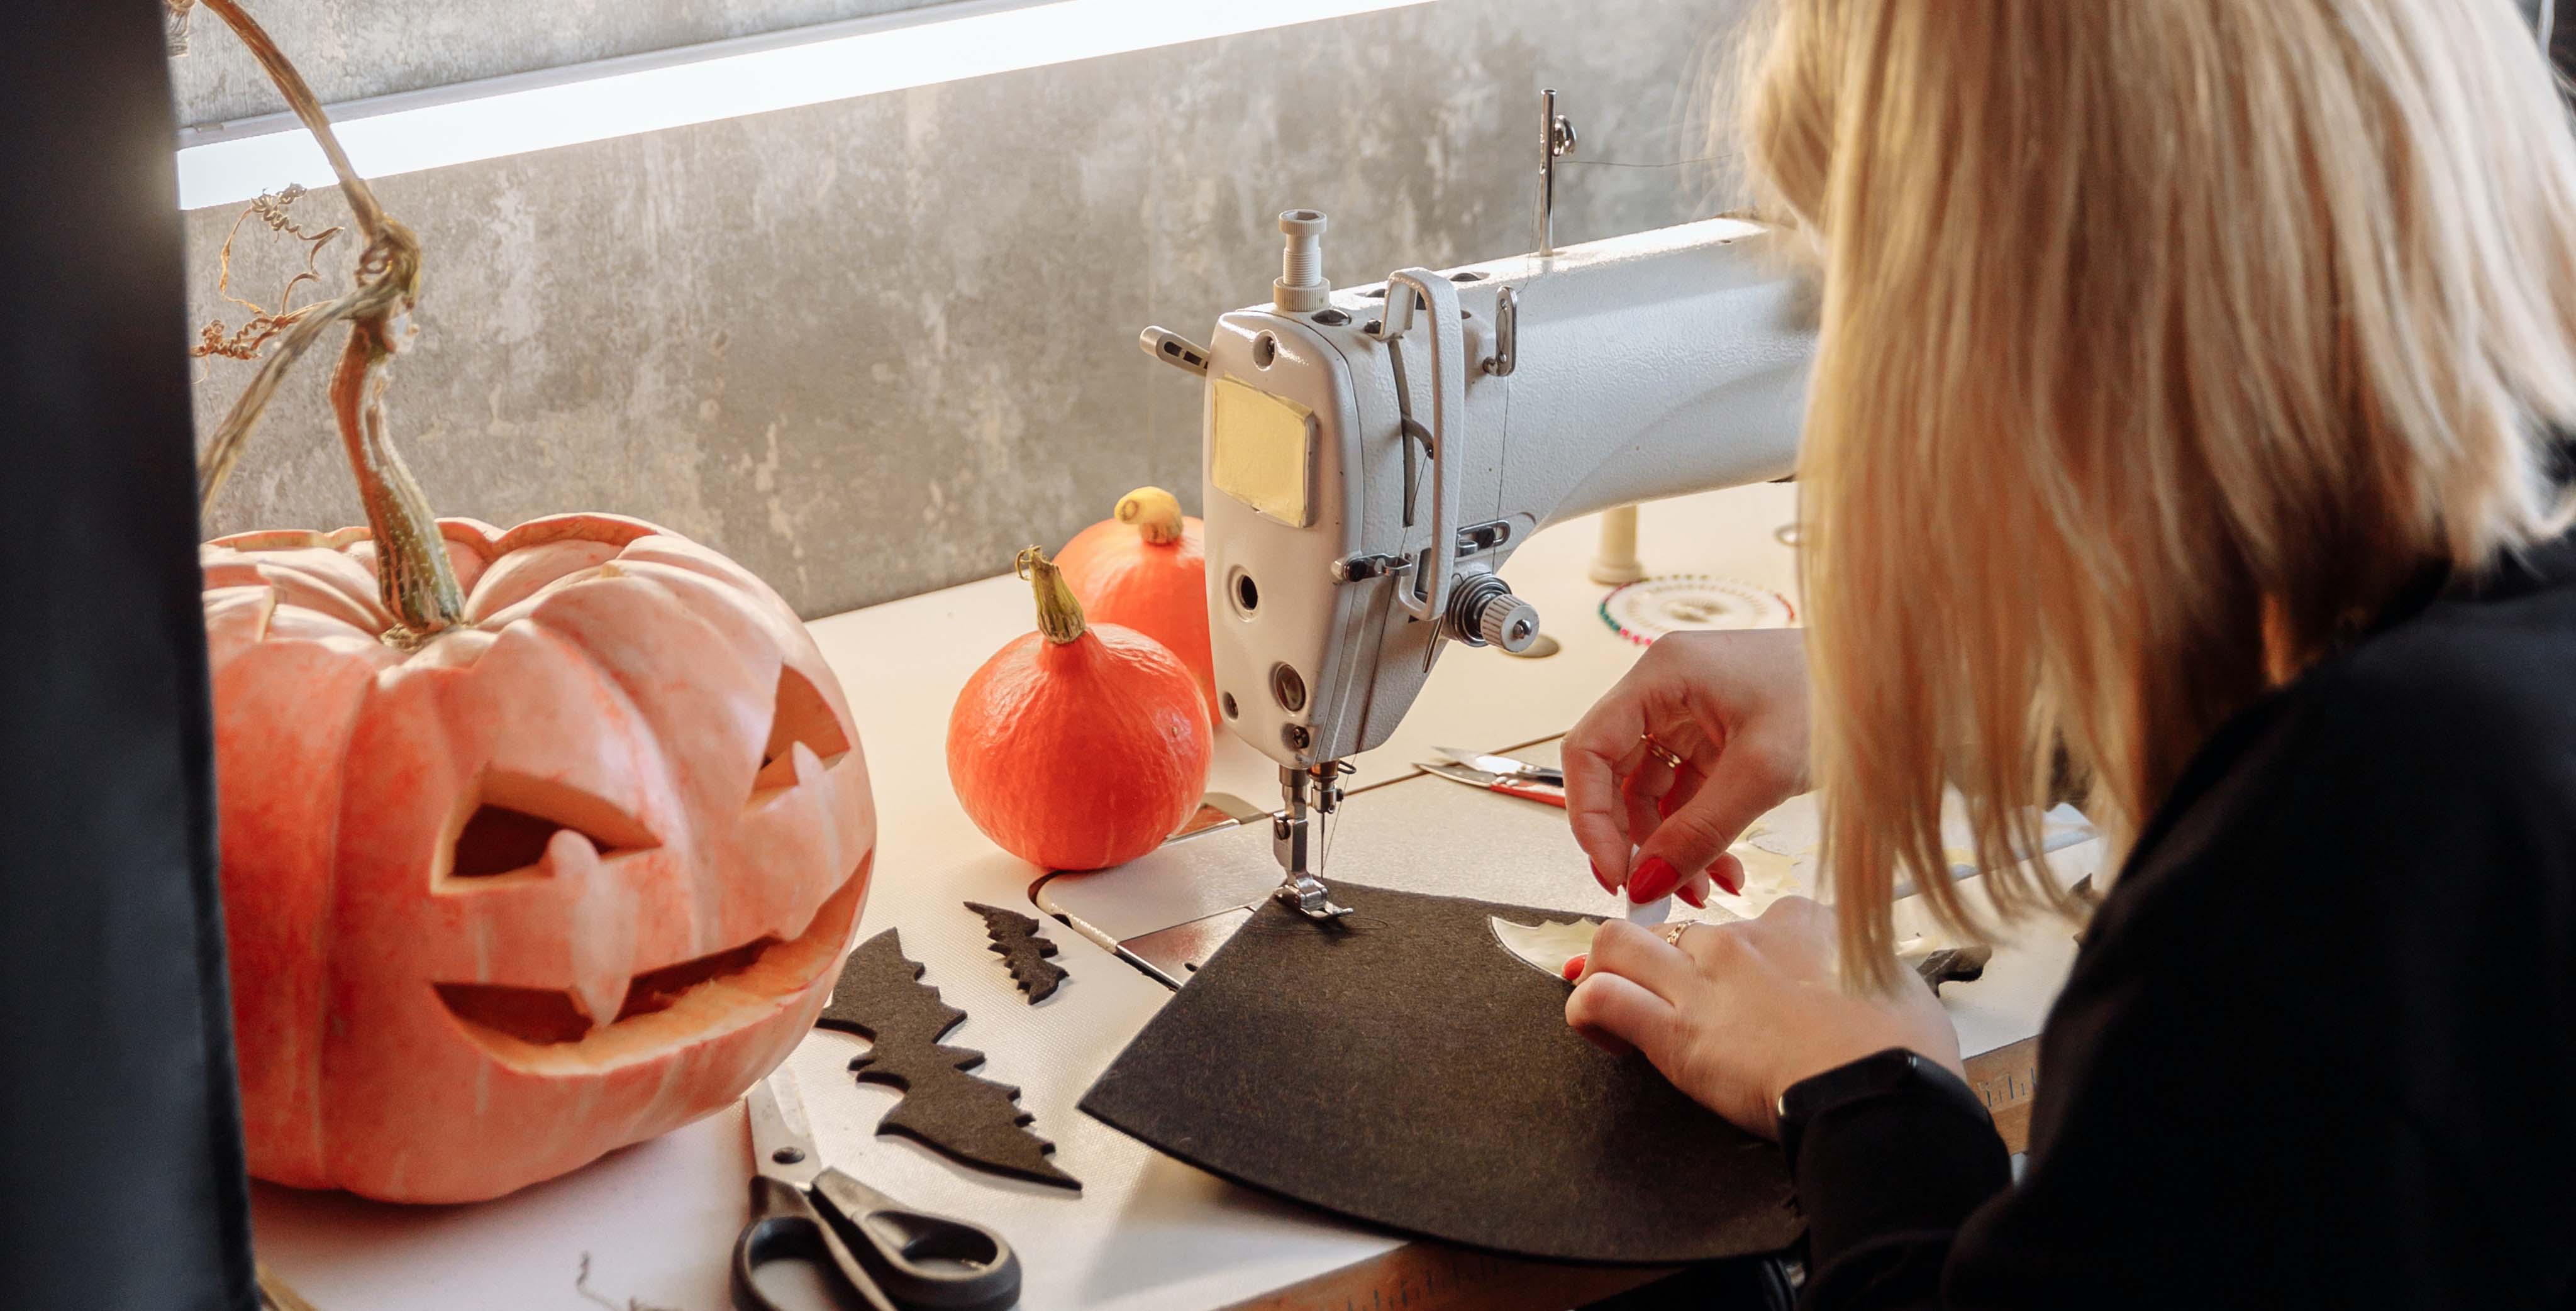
1274, 209, 1331, 313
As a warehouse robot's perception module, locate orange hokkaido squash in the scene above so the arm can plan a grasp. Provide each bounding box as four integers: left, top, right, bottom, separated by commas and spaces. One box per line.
1055, 487, 1215, 723
948, 546, 1211, 870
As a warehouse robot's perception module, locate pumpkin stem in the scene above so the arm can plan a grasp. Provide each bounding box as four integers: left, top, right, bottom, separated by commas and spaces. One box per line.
189, 0, 463, 648
1016, 546, 1089, 644
1114, 486, 1187, 546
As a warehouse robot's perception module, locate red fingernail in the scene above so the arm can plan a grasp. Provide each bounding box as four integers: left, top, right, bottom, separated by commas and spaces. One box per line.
1677, 881, 1706, 909
1629, 856, 1679, 902
1561, 953, 1587, 982
1707, 858, 1745, 897
1590, 859, 1618, 893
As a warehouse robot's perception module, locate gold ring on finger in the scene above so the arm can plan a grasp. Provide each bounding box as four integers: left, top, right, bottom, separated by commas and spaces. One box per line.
1660, 921, 1701, 949
1640, 736, 1685, 772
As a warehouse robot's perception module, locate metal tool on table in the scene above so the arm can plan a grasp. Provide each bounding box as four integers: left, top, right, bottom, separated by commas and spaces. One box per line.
733, 1070, 1022, 1311
1432, 746, 1563, 787
1415, 755, 1566, 808
1138, 89, 1816, 924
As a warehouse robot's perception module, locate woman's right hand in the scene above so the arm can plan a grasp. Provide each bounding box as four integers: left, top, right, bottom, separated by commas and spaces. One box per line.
1563, 628, 1811, 909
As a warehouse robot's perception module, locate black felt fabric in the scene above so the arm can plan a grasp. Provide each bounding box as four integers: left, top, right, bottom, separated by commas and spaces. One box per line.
1079, 883, 1802, 1263
818, 930, 1080, 1190
965, 902, 1068, 1003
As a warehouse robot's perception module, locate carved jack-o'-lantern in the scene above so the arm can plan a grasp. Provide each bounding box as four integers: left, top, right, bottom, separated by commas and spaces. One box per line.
203, 513, 874, 1203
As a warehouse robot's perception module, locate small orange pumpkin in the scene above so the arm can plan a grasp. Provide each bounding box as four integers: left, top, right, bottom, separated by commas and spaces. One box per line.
948, 546, 1211, 870
1055, 487, 1215, 723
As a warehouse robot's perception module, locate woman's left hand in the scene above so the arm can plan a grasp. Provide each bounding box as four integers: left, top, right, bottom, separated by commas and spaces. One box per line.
1564, 896, 1962, 1137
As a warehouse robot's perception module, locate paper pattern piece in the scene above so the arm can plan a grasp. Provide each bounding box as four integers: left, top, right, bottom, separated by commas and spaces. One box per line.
816, 929, 1080, 1190
1496, 914, 1985, 993
1487, 915, 1597, 980
1623, 888, 1672, 926
965, 901, 1069, 1003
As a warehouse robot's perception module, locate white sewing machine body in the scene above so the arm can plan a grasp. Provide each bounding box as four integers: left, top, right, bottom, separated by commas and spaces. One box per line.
1191, 218, 1815, 785
1146, 210, 1818, 915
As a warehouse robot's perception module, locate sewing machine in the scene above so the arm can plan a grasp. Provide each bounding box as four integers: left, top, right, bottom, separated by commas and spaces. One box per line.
1140, 96, 1818, 919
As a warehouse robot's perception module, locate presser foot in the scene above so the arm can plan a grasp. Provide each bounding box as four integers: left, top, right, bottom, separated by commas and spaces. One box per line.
1274, 874, 1353, 921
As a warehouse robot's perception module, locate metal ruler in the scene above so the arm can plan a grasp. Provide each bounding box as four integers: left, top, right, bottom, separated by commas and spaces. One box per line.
1963, 1036, 2042, 1153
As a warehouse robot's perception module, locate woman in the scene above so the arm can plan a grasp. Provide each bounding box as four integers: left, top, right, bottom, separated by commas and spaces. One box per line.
1562, 1, 2576, 1305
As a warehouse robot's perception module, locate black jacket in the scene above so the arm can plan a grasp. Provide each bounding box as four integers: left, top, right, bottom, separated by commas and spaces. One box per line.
1793, 534, 2576, 1308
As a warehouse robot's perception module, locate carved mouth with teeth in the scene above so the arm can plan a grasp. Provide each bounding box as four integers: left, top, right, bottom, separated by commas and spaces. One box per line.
433, 868, 865, 1065
426, 665, 867, 1066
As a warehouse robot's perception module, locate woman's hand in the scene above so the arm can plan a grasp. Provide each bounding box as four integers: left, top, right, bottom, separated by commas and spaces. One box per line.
1563, 628, 1811, 908
1564, 897, 1962, 1136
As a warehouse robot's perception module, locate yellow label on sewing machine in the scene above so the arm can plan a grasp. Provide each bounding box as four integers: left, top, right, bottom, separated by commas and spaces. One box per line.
1211, 375, 1314, 528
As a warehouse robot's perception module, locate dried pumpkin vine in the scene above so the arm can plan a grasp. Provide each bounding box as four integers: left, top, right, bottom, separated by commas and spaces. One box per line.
172, 0, 463, 646
193, 184, 342, 365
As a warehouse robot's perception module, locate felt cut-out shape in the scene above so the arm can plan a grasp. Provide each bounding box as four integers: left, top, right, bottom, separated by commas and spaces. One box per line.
817, 929, 1080, 1190
965, 901, 1069, 1003
1906, 943, 1993, 993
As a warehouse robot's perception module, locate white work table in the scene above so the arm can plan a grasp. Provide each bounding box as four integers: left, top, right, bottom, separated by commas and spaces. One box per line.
253, 482, 2093, 1310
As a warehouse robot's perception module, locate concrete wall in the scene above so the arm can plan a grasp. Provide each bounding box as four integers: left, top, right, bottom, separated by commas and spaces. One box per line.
178, 0, 1756, 617
170, 0, 955, 123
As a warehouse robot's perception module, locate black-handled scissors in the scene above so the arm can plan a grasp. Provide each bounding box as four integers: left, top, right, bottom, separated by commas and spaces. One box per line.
732, 1070, 1022, 1311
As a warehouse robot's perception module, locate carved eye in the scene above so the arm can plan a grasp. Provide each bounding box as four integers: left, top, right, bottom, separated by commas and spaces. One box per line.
444, 771, 659, 882
750, 665, 852, 797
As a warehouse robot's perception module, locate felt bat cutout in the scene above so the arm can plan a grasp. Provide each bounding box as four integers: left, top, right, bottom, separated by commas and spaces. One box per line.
816, 929, 1080, 1191
965, 901, 1069, 1003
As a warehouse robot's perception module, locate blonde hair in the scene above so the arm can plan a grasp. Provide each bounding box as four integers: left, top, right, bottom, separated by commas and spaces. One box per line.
1737, 0, 2576, 987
